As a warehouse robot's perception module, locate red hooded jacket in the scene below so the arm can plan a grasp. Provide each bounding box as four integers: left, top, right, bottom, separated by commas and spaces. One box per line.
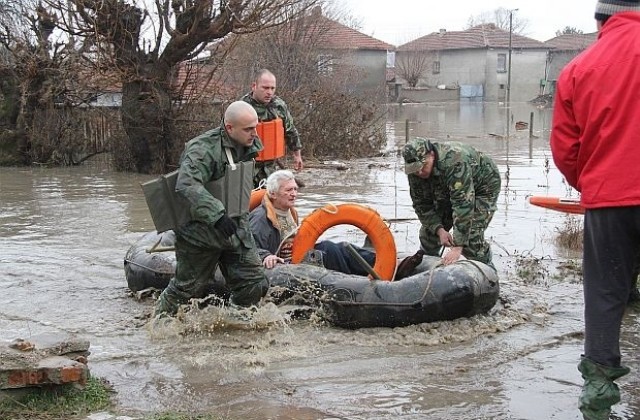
550, 12, 640, 209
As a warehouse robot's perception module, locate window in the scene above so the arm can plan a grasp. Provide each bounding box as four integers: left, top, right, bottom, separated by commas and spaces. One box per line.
497, 53, 507, 73
432, 61, 440, 74
317, 54, 334, 76
386, 51, 395, 68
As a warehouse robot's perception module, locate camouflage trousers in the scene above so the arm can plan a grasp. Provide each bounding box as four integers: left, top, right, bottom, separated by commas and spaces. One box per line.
419, 193, 499, 270
155, 221, 269, 317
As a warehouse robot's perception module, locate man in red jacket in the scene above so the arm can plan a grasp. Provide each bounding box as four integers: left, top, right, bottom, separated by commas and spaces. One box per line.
550, 1, 640, 418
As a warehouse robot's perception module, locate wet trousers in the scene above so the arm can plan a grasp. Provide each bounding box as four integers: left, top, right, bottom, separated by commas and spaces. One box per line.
579, 206, 640, 418
583, 206, 640, 366
155, 222, 269, 316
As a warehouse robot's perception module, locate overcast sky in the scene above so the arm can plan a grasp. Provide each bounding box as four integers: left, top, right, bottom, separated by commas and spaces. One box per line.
337, 0, 598, 45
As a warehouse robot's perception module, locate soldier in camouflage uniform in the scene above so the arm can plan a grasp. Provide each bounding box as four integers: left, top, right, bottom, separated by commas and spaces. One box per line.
241, 69, 303, 187
154, 101, 269, 317
403, 137, 501, 271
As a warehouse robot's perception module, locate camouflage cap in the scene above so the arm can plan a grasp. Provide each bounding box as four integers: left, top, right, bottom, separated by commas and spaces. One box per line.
403, 138, 433, 174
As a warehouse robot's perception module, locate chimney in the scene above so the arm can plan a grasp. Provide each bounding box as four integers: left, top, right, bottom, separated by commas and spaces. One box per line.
439, 28, 446, 36
312, 5, 322, 17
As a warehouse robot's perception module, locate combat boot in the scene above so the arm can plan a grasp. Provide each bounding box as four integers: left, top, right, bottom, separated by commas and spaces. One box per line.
578, 356, 630, 420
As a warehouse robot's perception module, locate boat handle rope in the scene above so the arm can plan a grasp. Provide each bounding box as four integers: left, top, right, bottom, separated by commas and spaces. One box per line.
124, 258, 173, 275
253, 178, 267, 191
324, 258, 495, 308
322, 263, 439, 308
318, 203, 339, 214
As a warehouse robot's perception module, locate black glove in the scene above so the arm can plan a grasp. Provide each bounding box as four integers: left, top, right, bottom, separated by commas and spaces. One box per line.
214, 214, 238, 239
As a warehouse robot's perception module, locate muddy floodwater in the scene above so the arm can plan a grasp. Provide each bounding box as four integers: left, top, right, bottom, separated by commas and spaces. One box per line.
2, 101, 640, 419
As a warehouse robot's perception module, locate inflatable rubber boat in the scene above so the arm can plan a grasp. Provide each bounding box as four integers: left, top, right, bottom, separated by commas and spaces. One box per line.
266, 258, 499, 329
124, 230, 178, 292
124, 230, 499, 329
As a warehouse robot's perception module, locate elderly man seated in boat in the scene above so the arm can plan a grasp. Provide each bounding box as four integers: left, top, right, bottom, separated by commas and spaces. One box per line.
249, 170, 376, 274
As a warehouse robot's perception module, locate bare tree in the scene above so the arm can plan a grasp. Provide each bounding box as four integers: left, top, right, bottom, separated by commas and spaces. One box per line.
0, 1, 82, 164
42, 0, 320, 174
556, 26, 584, 36
466, 7, 528, 35
395, 51, 435, 88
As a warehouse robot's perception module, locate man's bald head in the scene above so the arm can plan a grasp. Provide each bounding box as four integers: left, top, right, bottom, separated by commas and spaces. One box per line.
224, 101, 257, 124
224, 101, 259, 148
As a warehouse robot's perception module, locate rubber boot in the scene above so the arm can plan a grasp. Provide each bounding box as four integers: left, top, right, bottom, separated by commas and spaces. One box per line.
628, 272, 640, 304
578, 356, 630, 420
628, 285, 640, 304
395, 250, 425, 280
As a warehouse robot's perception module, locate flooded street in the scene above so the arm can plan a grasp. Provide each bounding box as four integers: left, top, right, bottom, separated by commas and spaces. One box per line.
2, 101, 640, 419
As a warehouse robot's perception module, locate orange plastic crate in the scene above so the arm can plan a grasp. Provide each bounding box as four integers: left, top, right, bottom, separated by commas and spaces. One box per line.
256, 118, 285, 161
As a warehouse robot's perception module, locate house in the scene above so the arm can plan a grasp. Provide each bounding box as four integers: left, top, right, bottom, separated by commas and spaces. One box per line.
543, 32, 598, 95
305, 8, 394, 97
396, 24, 551, 102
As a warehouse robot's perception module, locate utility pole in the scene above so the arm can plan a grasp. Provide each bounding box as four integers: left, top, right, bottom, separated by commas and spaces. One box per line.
506, 9, 518, 141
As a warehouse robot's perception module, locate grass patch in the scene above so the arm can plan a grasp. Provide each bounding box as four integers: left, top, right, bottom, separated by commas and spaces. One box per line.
555, 216, 583, 250
0, 375, 112, 420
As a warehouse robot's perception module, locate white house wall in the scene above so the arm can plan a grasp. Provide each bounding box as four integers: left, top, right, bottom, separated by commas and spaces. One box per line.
398, 48, 548, 102
339, 49, 389, 98
497, 49, 548, 102
426, 49, 488, 88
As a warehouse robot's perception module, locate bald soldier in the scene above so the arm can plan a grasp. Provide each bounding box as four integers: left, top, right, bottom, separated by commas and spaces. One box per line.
154, 101, 269, 317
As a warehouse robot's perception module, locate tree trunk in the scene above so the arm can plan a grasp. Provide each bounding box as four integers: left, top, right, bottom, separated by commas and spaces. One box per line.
121, 75, 175, 174
0, 72, 21, 128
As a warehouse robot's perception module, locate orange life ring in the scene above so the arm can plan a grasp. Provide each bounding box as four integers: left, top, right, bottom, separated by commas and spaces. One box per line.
290, 203, 397, 281
250, 189, 266, 211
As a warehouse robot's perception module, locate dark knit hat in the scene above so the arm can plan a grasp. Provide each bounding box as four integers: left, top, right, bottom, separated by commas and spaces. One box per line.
595, 0, 640, 21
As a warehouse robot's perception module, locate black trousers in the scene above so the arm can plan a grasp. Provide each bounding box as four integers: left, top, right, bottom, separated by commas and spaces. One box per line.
314, 240, 376, 276
583, 206, 640, 367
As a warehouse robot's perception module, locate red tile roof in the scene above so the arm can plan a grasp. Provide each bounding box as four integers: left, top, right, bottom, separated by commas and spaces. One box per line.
205, 10, 393, 53
544, 32, 597, 50
397, 24, 547, 52
311, 15, 394, 51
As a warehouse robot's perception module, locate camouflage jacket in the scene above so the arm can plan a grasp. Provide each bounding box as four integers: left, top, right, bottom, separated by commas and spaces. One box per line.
408, 141, 500, 246
241, 92, 302, 152
175, 126, 263, 226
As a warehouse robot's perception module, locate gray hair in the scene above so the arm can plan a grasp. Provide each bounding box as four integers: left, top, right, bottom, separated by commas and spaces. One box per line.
266, 170, 296, 195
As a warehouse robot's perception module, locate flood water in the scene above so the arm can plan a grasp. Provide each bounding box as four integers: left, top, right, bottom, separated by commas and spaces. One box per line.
2, 101, 640, 419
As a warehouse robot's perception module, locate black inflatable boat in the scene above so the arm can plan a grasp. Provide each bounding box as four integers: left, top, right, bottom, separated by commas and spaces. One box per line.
124, 230, 499, 329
